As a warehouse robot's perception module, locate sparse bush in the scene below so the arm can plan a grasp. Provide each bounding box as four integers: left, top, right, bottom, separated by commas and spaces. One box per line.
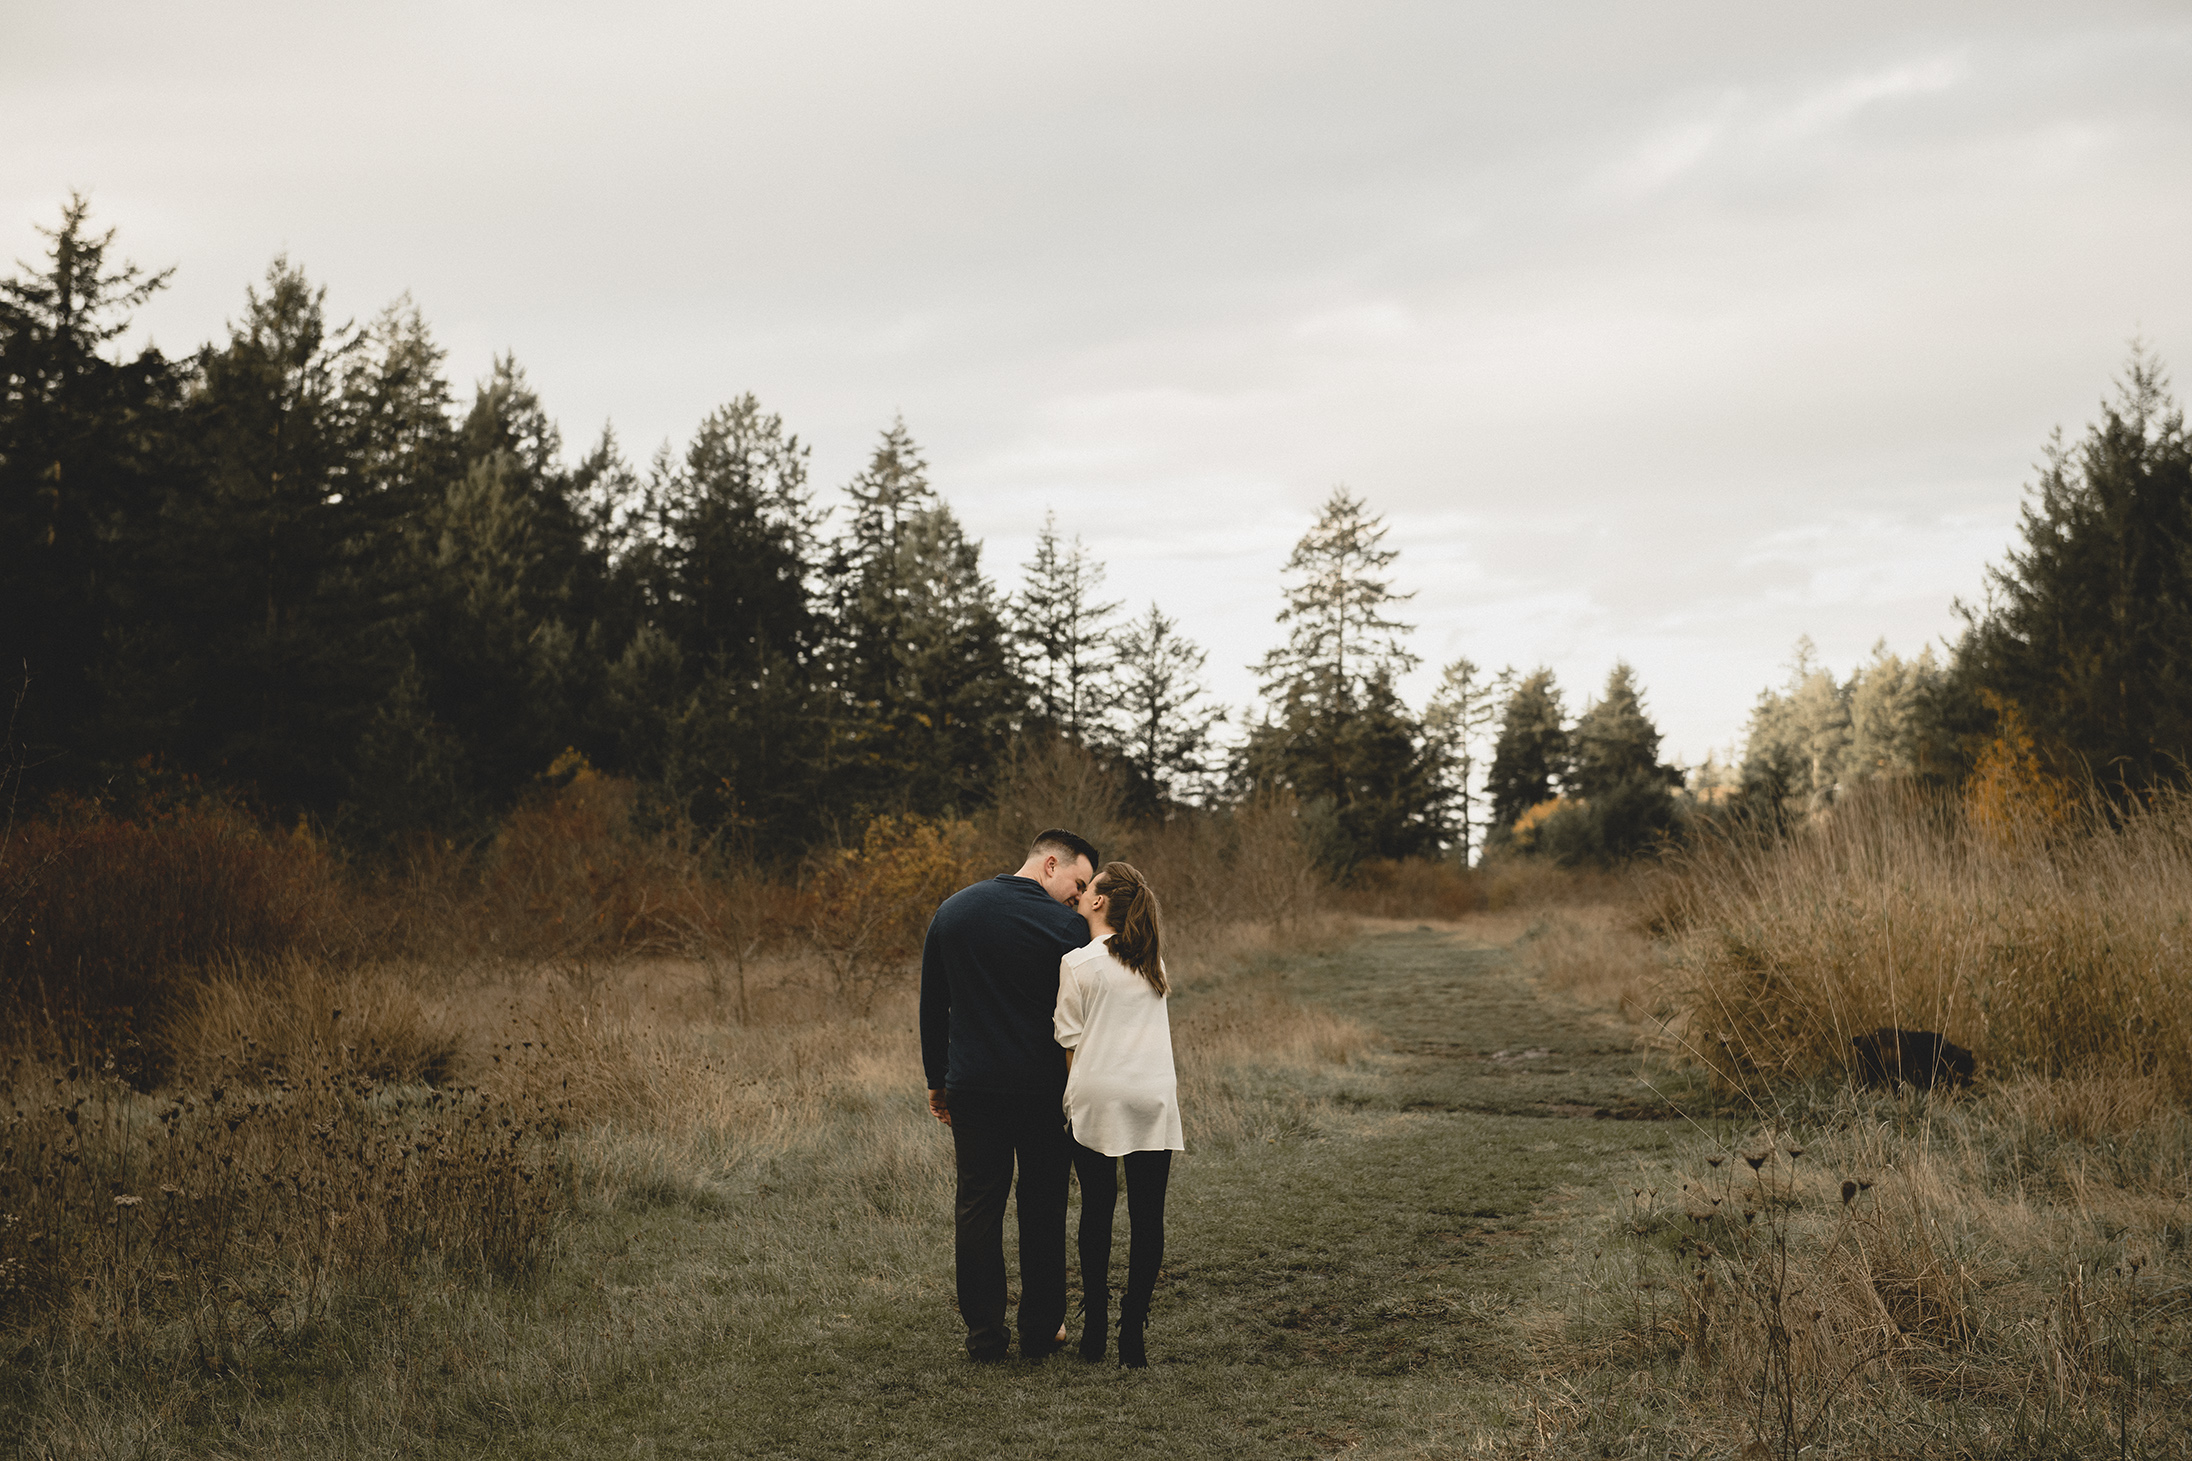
1475, 854, 1626, 911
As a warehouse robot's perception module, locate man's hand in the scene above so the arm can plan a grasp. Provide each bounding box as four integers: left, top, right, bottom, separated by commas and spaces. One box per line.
927, 1088, 952, 1126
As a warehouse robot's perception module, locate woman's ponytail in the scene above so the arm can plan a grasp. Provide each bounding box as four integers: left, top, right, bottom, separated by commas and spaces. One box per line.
1096, 861, 1167, 995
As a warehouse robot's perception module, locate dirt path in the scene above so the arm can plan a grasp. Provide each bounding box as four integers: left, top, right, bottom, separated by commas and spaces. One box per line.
544, 926, 1705, 1459
1284, 922, 1697, 1120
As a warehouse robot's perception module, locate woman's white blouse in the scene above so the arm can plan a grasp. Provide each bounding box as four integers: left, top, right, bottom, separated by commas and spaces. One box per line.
1054, 936, 1184, 1157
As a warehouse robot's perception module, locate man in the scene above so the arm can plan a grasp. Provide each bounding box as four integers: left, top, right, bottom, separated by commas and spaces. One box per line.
920, 828, 1099, 1362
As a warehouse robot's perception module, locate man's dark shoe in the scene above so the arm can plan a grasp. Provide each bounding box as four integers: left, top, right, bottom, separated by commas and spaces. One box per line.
967, 1343, 1009, 1364
1019, 1334, 1063, 1361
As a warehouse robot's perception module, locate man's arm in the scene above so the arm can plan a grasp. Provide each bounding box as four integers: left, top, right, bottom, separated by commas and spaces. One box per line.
918, 913, 952, 1123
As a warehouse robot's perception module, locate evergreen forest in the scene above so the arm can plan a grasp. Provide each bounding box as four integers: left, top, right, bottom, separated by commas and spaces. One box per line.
8, 197, 2192, 873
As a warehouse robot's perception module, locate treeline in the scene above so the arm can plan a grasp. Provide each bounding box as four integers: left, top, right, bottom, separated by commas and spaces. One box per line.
9, 196, 2186, 871
0, 199, 1545, 870
0, 200, 1246, 858
1729, 350, 2192, 826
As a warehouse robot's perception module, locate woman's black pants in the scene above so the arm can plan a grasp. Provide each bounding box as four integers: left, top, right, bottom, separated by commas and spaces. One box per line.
1071, 1140, 1172, 1325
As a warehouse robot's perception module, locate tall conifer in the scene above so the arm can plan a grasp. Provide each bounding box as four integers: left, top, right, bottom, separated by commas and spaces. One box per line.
1958, 349, 2192, 788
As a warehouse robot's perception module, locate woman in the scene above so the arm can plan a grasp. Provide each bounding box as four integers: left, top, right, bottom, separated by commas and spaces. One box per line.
1053, 860, 1183, 1368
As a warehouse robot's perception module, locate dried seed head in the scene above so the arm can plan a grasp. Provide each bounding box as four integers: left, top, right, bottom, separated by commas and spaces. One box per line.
1786, 1147, 1804, 1161
1743, 1153, 1766, 1171
1841, 1180, 1858, 1205
1707, 1156, 1724, 1168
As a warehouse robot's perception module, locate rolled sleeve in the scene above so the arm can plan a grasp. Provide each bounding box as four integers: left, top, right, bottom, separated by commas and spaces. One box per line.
1052, 957, 1086, 1050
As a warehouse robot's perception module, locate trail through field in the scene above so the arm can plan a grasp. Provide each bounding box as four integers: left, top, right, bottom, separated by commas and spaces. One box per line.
554, 925, 1706, 1459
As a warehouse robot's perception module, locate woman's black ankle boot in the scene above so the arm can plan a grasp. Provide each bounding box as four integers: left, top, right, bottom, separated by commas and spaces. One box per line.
1079, 1294, 1109, 1362
1117, 1298, 1149, 1369
1117, 1319, 1147, 1369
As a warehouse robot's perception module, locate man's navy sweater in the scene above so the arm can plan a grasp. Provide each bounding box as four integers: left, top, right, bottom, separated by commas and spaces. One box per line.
919, 875, 1088, 1096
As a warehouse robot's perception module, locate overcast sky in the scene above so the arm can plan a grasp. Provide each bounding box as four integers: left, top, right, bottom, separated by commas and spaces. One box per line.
7, 2, 2189, 762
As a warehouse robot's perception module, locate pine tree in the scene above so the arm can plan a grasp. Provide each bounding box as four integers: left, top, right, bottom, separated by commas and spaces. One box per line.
1107, 602, 1225, 809
1242, 487, 1434, 867
1536, 662, 1684, 864
1486, 669, 1567, 831
123, 256, 390, 813
348, 296, 458, 514
828, 417, 937, 716
1009, 512, 1120, 739
646, 394, 818, 670
1740, 638, 1851, 816
330, 304, 468, 842
826, 419, 1019, 813
1570, 662, 1665, 799
0, 196, 182, 784
1958, 348, 2192, 789
1422, 658, 1510, 861
1844, 641, 1948, 782
1252, 486, 1419, 715
1326, 672, 1441, 863
356, 352, 619, 825
621, 396, 826, 847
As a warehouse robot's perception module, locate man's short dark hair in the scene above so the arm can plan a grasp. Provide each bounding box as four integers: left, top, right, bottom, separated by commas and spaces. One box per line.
1029, 828, 1099, 872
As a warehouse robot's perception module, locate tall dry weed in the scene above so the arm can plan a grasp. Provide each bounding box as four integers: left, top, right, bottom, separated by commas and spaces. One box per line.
1569, 1076, 2192, 1457
1655, 785, 2192, 1092
0, 1051, 567, 1367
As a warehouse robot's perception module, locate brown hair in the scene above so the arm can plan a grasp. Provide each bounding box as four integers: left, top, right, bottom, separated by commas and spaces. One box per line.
1094, 861, 1166, 995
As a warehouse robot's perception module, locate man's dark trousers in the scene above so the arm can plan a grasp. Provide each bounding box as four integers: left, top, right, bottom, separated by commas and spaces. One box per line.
949, 1089, 1071, 1358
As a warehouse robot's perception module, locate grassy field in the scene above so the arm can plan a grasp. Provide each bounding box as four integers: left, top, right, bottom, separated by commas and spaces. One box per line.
7, 921, 1707, 1459
9, 890, 2192, 1456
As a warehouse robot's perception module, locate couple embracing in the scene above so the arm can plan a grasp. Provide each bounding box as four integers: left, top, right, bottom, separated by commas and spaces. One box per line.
920, 830, 1183, 1368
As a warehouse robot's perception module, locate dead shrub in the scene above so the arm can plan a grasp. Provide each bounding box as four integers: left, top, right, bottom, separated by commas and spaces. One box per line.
1332, 857, 1482, 919
466, 764, 690, 975
1120, 792, 1331, 939
1476, 855, 1627, 911
971, 733, 1133, 873
0, 796, 342, 1083
802, 814, 983, 1011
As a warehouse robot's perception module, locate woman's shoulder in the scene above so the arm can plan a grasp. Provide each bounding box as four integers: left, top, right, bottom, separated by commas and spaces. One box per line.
1061, 938, 1110, 971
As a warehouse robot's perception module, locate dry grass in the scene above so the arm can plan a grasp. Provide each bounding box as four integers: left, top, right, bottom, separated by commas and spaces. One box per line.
1512, 905, 1668, 1020
1553, 1072, 2192, 1457
0, 1043, 567, 1375
1651, 784, 2192, 1094
1332, 858, 1483, 919
1528, 785, 2192, 1456
0, 743, 1361, 1448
